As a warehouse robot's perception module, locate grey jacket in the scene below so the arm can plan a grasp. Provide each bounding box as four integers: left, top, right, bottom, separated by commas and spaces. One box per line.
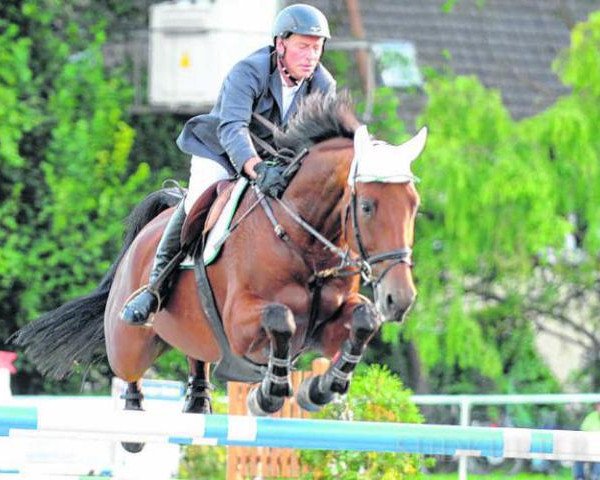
176, 46, 336, 174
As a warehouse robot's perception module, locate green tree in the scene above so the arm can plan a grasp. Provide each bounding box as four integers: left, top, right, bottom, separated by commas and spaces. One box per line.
0, 1, 155, 393
383, 10, 600, 393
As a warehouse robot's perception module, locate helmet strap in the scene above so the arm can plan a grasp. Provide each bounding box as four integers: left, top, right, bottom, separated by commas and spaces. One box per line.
276, 46, 301, 87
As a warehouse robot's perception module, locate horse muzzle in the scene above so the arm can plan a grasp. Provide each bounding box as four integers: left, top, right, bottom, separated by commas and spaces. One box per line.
374, 280, 416, 322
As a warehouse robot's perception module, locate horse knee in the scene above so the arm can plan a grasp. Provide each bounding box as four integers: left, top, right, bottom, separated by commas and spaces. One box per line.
227, 303, 295, 358
261, 304, 296, 340
351, 303, 381, 344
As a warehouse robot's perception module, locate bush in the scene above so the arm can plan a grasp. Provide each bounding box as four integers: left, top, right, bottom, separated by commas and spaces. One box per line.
300, 364, 426, 480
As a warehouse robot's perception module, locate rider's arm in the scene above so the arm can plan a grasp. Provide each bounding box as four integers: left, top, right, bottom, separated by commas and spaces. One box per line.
216, 60, 264, 176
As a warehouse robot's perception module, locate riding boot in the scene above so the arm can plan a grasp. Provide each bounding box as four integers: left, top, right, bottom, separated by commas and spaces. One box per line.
120, 202, 187, 326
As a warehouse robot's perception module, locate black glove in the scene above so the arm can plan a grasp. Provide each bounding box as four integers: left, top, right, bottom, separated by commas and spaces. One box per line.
254, 162, 288, 198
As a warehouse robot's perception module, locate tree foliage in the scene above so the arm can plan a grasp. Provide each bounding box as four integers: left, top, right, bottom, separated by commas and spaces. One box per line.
0, 1, 154, 392
386, 10, 600, 392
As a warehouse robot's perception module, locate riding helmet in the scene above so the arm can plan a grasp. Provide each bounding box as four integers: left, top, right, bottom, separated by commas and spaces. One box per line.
272, 3, 331, 39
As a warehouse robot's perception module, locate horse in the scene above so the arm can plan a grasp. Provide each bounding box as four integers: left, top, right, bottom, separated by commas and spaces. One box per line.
12, 91, 426, 449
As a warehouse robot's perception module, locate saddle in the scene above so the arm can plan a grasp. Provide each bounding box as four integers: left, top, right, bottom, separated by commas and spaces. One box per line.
180, 180, 235, 248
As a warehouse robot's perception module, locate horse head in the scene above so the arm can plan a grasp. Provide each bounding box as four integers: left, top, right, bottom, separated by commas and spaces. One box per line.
348, 125, 426, 322
276, 91, 426, 323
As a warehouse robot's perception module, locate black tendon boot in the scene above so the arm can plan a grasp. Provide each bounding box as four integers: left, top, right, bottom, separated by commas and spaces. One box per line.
120, 202, 187, 326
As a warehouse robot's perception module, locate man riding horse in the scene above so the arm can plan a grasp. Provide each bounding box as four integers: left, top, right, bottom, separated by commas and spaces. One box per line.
120, 4, 336, 326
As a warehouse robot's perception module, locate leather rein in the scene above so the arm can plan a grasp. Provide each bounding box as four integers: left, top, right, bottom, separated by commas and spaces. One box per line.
260, 175, 413, 289
247, 114, 416, 344
249, 113, 413, 288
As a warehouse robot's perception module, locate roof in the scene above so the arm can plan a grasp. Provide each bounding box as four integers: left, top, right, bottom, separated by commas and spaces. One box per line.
294, 0, 600, 121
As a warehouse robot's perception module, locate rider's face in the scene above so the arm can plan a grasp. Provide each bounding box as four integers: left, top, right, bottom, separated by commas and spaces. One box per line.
278, 34, 324, 80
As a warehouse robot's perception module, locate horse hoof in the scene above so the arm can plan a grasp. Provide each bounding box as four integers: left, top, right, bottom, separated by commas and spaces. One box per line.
121, 441, 145, 453
296, 376, 332, 412
182, 397, 212, 414
247, 386, 284, 416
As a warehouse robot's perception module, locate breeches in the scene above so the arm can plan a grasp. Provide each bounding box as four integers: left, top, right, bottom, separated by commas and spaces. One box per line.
184, 156, 233, 214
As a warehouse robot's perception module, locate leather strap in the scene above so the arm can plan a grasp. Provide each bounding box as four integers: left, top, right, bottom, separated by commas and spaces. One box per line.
192, 240, 266, 383
251, 112, 281, 157
250, 131, 280, 158
252, 111, 280, 135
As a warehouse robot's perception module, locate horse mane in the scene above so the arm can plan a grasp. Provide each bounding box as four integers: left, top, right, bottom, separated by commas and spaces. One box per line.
274, 90, 360, 152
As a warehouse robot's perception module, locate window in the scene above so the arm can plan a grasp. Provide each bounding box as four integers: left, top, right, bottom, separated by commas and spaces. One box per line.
371, 41, 423, 88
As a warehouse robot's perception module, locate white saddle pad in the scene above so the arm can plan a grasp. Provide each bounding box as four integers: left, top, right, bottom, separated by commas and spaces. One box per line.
180, 177, 249, 268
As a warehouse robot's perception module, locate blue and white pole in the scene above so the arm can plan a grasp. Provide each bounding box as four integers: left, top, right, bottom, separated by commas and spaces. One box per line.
2, 405, 600, 461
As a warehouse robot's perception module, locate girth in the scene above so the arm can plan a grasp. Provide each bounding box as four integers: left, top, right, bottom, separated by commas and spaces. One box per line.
192, 239, 267, 383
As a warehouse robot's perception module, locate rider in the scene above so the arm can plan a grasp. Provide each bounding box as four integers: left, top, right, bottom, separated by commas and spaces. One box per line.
120, 3, 336, 326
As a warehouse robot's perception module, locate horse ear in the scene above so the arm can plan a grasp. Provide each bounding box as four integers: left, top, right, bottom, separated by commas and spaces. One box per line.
349, 125, 371, 184
395, 126, 428, 164
353, 125, 371, 159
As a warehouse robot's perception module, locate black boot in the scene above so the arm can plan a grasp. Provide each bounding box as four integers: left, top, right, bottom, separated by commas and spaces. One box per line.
120, 202, 187, 326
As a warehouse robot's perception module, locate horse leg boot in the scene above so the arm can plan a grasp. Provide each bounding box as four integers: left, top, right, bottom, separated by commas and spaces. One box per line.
297, 303, 382, 412
247, 304, 296, 416
182, 358, 213, 414
120, 202, 187, 326
121, 381, 145, 453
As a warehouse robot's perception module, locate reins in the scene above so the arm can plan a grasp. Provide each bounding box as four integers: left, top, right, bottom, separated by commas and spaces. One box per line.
247, 113, 414, 288
243, 115, 415, 332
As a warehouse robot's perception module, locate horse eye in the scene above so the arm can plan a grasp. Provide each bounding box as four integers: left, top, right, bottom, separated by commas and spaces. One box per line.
360, 199, 375, 217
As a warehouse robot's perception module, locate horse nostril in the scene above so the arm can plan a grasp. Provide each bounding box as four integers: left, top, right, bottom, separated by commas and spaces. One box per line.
386, 293, 395, 310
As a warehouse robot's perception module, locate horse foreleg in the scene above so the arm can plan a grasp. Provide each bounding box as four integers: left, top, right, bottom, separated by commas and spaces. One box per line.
247, 304, 296, 416
122, 381, 144, 410
182, 358, 213, 414
297, 301, 382, 412
121, 381, 145, 453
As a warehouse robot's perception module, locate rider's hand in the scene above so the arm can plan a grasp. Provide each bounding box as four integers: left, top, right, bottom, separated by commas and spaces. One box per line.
254, 162, 288, 198
243, 156, 262, 179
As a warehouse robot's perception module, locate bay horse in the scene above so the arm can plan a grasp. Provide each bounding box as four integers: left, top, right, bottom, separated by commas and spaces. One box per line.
12, 91, 425, 445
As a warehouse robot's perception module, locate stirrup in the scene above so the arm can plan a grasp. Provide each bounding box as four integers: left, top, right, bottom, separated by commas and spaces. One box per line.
120, 285, 162, 326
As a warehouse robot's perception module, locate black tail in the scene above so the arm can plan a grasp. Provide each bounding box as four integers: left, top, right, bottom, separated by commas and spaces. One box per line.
10, 188, 182, 379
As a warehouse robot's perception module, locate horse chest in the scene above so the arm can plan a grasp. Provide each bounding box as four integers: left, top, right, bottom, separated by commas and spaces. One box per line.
272, 279, 344, 313
316, 282, 347, 318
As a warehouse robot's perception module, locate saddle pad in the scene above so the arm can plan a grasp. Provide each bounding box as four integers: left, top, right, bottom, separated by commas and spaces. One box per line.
180, 177, 249, 268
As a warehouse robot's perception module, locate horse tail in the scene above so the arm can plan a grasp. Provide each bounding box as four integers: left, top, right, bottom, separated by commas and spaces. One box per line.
11, 188, 182, 379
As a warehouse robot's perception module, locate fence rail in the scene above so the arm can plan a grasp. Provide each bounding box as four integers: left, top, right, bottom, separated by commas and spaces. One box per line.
2, 405, 600, 462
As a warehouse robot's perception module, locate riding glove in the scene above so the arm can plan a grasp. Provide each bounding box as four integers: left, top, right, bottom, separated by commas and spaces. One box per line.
254, 162, 288, 198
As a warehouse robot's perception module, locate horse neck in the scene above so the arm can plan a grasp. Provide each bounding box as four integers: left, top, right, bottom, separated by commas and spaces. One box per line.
285, 138, 353, 249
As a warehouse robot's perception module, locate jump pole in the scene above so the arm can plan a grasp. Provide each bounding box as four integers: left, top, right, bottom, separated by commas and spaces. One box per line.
2, 405, 600, 462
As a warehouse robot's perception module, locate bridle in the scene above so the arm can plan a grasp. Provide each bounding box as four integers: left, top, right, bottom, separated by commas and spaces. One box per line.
348, 182, 414, 287
254, 164, 416, 290
248, 112, 415, 288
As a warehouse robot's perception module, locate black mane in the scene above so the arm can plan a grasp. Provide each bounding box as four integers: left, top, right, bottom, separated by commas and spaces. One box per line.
274, 90, 358, 151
